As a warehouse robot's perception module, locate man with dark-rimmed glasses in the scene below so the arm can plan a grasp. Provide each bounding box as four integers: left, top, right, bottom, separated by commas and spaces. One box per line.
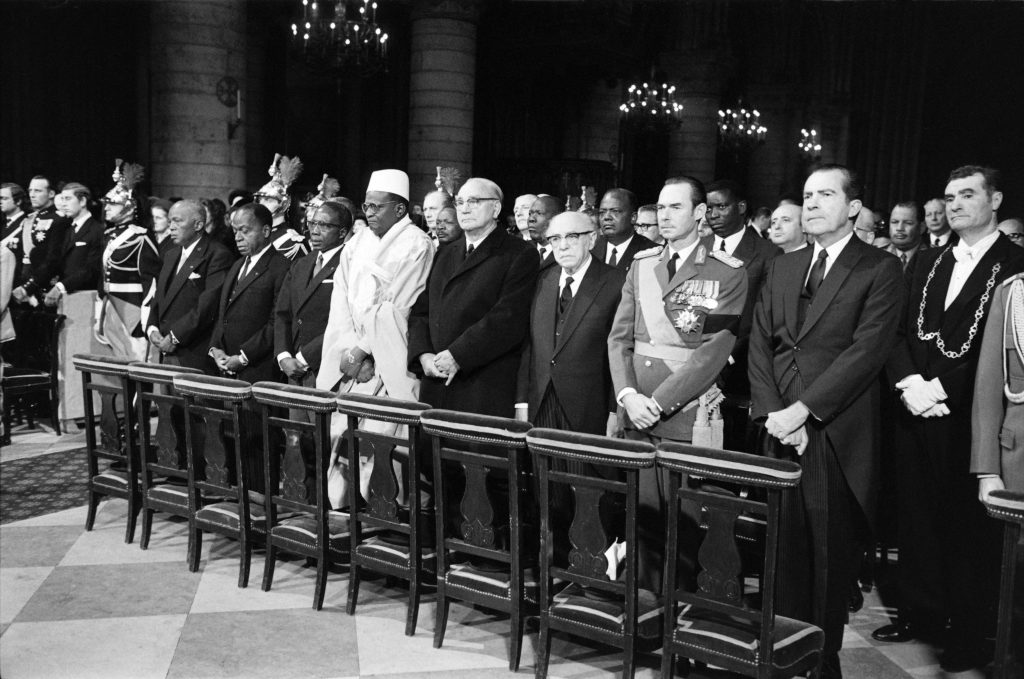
409, 176, 539, 417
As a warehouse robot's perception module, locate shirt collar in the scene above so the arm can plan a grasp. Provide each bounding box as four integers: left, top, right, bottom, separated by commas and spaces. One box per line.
245, 242, 272, 267
180, 235, 202, 259
318, 243, 344, 262
560, 253, 592, 287
716, 228, 745, 254
6, 210, 24, 224
666, 238, 700, 266
609, 234, 634, 255
72, 212, 90, 230
811, 231, 854, 263
952, 229, 999, 263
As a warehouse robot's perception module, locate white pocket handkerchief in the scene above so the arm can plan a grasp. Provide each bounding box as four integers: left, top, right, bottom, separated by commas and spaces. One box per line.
322, 279, 333, 284
188, 272, 202, 280
75, 241, 87, 246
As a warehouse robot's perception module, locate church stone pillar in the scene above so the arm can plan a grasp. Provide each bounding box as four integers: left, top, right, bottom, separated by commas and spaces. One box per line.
408, 0, 479, 203
745, 84, 794, 210
150, 0, 247, 200
662, 49, 722, 184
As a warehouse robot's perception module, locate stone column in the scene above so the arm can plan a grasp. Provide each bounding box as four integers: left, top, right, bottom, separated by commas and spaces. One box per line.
408, 0, 479, 202
149, 0, 246, 200
662, 49, 722, 184
745, 84, 795, 210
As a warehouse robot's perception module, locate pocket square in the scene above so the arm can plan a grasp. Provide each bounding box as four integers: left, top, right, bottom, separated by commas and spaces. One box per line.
322, 279, 334, 284
188, 272, 202, 280
75, 241, 87, 246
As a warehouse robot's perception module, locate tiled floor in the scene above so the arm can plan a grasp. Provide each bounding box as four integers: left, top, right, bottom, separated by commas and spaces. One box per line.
0, 431, 993, 678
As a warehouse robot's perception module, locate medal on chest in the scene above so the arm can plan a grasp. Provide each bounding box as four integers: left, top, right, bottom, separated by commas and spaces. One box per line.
667, 279, 720, 337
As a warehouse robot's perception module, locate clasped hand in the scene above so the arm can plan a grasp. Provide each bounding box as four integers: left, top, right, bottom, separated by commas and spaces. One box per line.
896, 375, 949, 418
765, 402, 810, 455
420, 350, 459, 386
622, 393, 661, 429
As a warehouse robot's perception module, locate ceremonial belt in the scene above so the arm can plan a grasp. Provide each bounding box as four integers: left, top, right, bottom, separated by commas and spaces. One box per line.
635, 341, 694, 363
104, 282, 144, 294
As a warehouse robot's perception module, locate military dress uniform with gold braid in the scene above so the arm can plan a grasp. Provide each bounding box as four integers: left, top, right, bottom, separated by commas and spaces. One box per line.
98, 223, 160, 361
607, 233, 747, 592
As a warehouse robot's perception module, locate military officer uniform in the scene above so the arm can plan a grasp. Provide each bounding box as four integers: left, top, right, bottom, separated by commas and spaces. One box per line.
608, 233, 747, 590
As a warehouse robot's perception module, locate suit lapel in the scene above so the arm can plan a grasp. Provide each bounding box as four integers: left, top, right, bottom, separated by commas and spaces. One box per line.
443, 229, 504, 290
784, 247, 813, 340
592, 237, 607, 264
164, 236, 208, 305
554, 263, 603, 356
732, 227, 757, 264
797, 238, 863, 340
229, 249, 273, 306
297, 247, 342, 312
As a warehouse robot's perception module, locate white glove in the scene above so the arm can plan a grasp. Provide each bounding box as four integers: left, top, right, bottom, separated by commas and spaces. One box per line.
896, 374, 947, 416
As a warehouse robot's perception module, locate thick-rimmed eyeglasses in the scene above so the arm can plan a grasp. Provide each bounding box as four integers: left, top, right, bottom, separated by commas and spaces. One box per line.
1005, 232, 1024, 242
307, 220, 341, 231
361, 201, 398, 214
636, 223, 658, 230
546, 231, 593, 246
454, 197, 499, 209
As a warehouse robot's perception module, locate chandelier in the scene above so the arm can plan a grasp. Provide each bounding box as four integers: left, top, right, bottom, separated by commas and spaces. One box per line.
619, 80, 684, 130
798, 128, 822, 159
291, 0, 390, 76
717, 100, 767, 148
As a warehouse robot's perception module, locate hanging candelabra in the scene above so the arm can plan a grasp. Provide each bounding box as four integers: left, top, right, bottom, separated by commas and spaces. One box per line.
291, 0, 390, 77
619, 80, 684, 130
717, 100, 767, 149
798, 128, 822, 160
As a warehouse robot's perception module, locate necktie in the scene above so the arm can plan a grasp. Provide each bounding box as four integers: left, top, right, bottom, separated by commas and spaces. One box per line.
559, 276, 574, 314
466, 244, 475, 260
608, 248, 618, 267
313, 252, 324, 276
900, 252, 908, 269
933, 237, 940, 248
720, 239, 727, 251
805, 249, 828, 297
667, 253, 678, 279
239, 256, 251, 281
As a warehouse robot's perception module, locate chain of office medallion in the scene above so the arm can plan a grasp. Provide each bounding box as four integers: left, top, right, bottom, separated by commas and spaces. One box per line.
916, 248, 1000, 359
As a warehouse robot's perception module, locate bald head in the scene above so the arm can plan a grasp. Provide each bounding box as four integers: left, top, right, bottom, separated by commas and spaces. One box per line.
999, 218, 1024, 247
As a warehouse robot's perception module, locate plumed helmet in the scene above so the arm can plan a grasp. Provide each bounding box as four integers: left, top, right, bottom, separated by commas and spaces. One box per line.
255, 153, 304, 219
103, 159, 144, 226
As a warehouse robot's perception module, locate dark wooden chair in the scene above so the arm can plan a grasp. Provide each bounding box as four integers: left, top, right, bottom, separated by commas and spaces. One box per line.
420, 408, 535, 670
336, 392, 431, 636
656, 443, 823, 679
526, 428, 660, 679
252, 381, 345, 610
2, 309, 64, 440
983, 489, 1024, 679
173, 374, 263, 587
73, 353, 138, 543
128, 361, 204, 552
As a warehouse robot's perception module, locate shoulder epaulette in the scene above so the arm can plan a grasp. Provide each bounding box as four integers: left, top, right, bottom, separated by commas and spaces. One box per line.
1002, 272, 1024, 287
633, 246, 664, 260
709, 249, 744, 268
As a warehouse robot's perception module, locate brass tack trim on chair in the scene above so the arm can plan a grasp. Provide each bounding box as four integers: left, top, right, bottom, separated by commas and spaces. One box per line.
336, 393, 429, 424
72, 353, 134, 376
251, 382, 336, 412
655, 446, 802, 488
420, 409, 531, 446
171, 375, 252, 401
526, 429, 656, 467
127, 361, 204, 385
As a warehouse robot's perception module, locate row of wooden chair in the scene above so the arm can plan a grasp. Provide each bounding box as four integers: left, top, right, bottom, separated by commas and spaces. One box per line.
71, 352, 829, 678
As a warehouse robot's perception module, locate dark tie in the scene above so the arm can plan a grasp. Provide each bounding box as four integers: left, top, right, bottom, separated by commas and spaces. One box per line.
667, 253, 679, 279
238, 256, 251, 281
900, 252, 908, 269
608, 248, 618, 267
466, 244, 475, 260
559, 276, 574, 315
313, 252, 324, 276
720, 239, 727, 251
805, 249, 828, 297
933, 237, 940, 248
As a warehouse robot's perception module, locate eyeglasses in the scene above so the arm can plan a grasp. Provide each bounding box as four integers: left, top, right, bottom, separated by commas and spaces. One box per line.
307, 220, 341, 231
636, 223, 658, 230
454, 197, 499, 209
361, 200, 398, 214
1005, 232, 1024, 241
546, 231, 593, 246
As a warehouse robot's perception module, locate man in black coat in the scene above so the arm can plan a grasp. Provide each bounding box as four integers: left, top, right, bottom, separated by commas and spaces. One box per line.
875, 166, 1024, 672
408, 177, 539, 417
706, 179, 780, 402
517, 211, 626, 435
209, 203, 291, 384
275, 201, 349, 387
13, 176, 71, 304
527, 194, 562, 274
42, 182, 104, 307
147, 199, 235, 373
749, 165, 904, 679
592, 188, 658, 272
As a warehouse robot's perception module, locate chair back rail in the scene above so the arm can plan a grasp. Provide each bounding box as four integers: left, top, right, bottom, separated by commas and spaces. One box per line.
983, 489, 1024, 679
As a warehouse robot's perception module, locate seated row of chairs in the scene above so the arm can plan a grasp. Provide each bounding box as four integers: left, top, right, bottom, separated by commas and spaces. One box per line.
70, 352, 1024, 679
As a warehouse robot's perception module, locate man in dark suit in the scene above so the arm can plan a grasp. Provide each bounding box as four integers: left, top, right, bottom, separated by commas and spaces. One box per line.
147, 199, 235, 373
13, 176, 71, 305
527, 195, 562, 273
275, 201, 350, 388
43, 182, 104, 307
875, 166, 1024, 672
706, 179, 781, 403
592, 188, 658, 272
409, 177, 539, 417
208, 203, 290, 383
749, 164, 904, 679
517, 211, 625, 435
924, 196, 958, 249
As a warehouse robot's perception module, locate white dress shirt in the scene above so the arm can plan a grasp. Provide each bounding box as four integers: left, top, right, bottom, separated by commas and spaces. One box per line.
559, 253, 592, 298
175, 236, 201, 273
944, 230, 1000, 310
931, 231, 953, 248
606, 235, 635, 265
713, 229, 745, 256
